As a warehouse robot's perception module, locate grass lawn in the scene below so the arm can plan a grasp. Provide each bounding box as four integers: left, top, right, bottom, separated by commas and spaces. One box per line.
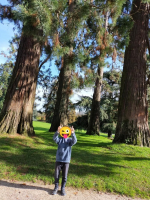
0, 121, 150, 199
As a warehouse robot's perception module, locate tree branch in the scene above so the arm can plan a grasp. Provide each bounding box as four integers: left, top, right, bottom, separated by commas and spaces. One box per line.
39, 54, 51, 70
0, 4, 13, 21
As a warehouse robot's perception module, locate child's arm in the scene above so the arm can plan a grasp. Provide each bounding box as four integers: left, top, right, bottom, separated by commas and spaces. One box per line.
69, 126, 77, 146
53, 131, 60, 144
69, 132, 77, 146
53, 126, 62, 144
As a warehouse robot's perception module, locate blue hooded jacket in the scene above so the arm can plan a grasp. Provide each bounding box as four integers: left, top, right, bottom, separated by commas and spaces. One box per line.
53, 131, 77, 163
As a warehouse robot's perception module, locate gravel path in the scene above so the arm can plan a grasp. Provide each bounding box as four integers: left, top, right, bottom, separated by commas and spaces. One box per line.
0, 179, 146, 200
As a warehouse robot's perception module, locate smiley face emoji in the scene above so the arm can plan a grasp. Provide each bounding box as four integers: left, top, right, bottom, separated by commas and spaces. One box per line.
60, 126, 71, 139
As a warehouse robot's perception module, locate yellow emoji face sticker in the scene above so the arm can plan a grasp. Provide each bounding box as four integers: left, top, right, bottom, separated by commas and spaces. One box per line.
60, 126, 71, 139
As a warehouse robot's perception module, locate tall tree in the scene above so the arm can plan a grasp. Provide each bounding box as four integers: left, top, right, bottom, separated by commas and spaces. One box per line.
100, 70, 121, 136
0, 0, 53, 135
113, 0, 150, 146
50, 0, 122, 132
86, 0, 126, 135
0, 30, 42, 135
86, 9, 108, 135
50, 0, 77, 131
42, 76, 58, 123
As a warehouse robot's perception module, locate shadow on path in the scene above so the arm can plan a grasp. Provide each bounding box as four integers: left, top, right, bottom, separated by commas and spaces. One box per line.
0, 180, 64, 196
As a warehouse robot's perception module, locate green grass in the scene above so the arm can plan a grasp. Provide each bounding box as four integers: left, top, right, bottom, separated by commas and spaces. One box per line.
0, 121, 150, 199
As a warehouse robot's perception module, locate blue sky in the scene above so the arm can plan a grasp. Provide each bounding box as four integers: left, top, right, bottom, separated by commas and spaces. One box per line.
0, 21, 15, 63
0, 1, 13, 59
0, 18, 59, 76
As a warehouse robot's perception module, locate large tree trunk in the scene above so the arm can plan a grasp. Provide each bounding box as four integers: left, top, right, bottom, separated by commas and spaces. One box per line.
17, 66, 39, 136
113, 0, 150, 146
59, 55, 72, 126
86, 10, 108, 135
49, 0, 74, 132
49, 57, 66, 131
0, 34, 41, 136
86, 66, 103, 135
49, 55, 72, 132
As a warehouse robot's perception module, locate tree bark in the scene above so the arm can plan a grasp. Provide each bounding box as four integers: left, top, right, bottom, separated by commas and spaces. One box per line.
49, 54, 72, 131
49, 57, 65, 131
59, 55, 72, 126
0, 33, 41, 136
49, 0, 74, 132
86, 66, 103, 135
113, 0, 150, 146
86, 10, 108, 135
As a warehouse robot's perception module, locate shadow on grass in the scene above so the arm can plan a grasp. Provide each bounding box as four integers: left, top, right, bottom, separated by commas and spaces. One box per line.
75, 139, 112, 148
0, 147, 118, 178
124, 156, 150, 161
0, 130, 149, 182
39, 131, 113, 148
0, 138, 120, 179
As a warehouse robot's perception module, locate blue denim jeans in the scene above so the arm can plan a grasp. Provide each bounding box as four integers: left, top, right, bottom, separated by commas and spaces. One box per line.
54, 162, 69, 189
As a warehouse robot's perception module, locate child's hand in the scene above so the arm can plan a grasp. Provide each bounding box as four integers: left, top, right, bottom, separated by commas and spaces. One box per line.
71, 126, 75, 134
57, 125, 63, 133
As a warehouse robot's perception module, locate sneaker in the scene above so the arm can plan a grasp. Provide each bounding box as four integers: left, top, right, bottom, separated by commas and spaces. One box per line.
52, 187, 58, 195
61, 188, 66, 196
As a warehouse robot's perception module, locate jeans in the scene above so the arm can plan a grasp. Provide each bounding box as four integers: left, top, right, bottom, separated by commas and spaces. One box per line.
54, 162, 69, 189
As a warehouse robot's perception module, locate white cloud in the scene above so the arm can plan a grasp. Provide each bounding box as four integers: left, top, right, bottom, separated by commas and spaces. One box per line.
70, 87, 93, 103
34, 85, 94, 111
34, 86, 45, 111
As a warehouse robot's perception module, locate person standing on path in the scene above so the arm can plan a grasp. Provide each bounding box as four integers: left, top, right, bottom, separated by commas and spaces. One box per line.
52, 125, 77, 196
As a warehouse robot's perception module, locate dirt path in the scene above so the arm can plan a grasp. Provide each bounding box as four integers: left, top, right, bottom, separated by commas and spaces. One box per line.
0, 179, 145, 200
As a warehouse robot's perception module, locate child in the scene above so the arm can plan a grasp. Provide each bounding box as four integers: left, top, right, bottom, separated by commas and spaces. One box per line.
52, 125, 77, 196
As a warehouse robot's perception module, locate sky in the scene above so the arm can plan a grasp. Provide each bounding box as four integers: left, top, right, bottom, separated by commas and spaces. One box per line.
0, 21, 14, 62
0, 0, 94, 111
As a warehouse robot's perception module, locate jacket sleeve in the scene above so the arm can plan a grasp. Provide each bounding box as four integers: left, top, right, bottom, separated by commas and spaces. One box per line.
53, 131, 60, 144
69, 133, 77, 146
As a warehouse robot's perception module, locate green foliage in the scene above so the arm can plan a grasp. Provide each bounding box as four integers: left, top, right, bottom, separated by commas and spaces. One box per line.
114, 15, 134, 49
74, 96, 92, 113
36, 112, 46, 121
142, 0, 150, 3
106, 0, 127, 26
0, 34, 20, 112
73, 69, 121, 132
43, 77, 58, 123
100, 70, 121, 133
12, 0, 62, 37
102, 121, 116, 134
32, 103, 38, 121
0, 64, 12, 112
69, 114, 88, 129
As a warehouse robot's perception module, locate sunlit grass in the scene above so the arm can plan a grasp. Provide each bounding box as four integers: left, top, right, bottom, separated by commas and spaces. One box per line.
0, 121, 149, 199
